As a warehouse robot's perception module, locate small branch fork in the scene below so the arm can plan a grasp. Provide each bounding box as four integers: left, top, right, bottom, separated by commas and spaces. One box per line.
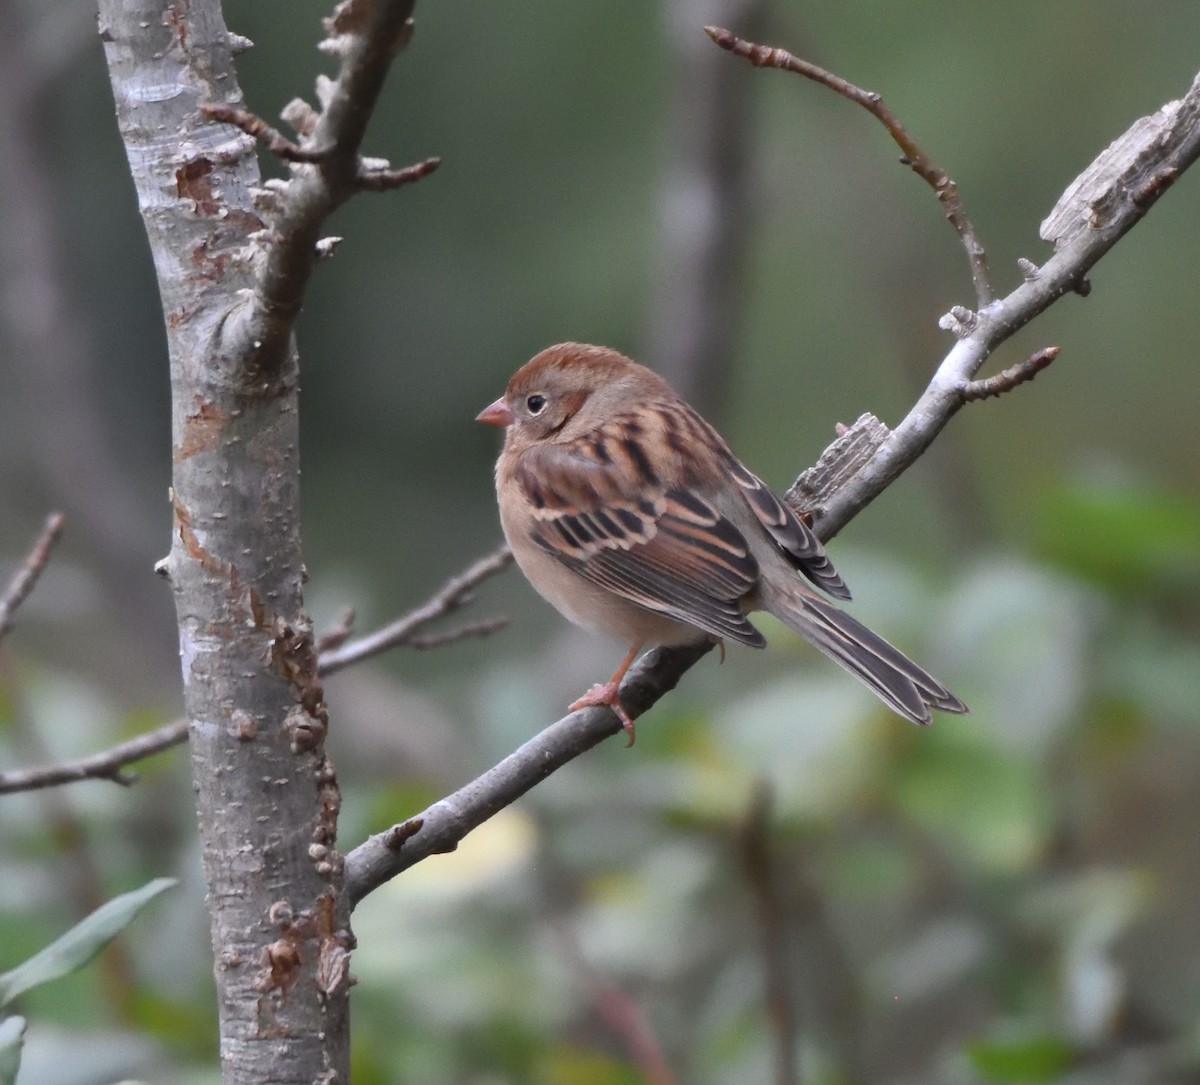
0, 546, 512, 795
341, 52, 1200, 907
198, 0, 438, 373
705, 25, 995, 307
201, 102, 443, 190
199, 104, 327, 163
960, 346, 1059, 402
317, 544, 512, 674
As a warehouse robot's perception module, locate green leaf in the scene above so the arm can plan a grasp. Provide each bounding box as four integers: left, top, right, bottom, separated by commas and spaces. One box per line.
967, 1032, 1073, 1082
1033, 479, 1200, 595
0, 1016, 26, 1085
0, 878, 176, 1008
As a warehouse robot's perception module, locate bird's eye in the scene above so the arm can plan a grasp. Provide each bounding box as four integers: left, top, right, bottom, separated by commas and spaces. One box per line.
526, 393, 547, 415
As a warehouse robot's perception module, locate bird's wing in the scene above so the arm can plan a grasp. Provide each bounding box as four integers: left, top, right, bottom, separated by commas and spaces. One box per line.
720, 455, 852, 601
515, 435, 766, 646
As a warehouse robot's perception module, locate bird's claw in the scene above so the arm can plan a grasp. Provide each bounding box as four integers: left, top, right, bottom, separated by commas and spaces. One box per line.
570, 682, 637, 746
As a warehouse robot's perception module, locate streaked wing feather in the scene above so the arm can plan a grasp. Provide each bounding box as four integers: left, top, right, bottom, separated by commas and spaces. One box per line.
722, 456, 851, 601
531, 494, 765, 647
570, 545, 765, 645
518, 438, 765, 647
780, 593, 968, 723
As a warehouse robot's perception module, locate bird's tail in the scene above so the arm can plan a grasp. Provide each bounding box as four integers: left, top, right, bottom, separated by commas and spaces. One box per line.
766, 585, 968, 725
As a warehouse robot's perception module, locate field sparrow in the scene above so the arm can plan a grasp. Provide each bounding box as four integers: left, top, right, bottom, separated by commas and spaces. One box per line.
478, 343, 966, 742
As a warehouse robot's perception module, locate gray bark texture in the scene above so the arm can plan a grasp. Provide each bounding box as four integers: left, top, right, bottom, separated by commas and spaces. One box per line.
98, 2, 352, 1081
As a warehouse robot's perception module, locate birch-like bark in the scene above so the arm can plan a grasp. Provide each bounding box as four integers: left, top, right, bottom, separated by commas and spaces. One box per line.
99, 2, 350, 1081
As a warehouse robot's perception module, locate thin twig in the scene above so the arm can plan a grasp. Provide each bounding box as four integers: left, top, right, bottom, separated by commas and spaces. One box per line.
739, 782, 799, 1085
199, 103, 328, 163
811, 69, 1200, 542
357, 155, 441, 191
705, 25, 995, 307
319, 544, 513, 675
399, 616, 510, 651
0, 546, 513, 794
0, 720, 187, 794
0, 653, 140, 1007
0, 512, 65, 644
316, 607, 357, 653
960, 346, 1059, 402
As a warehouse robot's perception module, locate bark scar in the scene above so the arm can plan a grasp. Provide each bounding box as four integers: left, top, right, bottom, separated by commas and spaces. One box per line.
175, 397, 230, 462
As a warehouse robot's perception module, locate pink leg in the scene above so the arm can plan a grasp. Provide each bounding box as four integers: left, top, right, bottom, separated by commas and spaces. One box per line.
569, 641, 642, 746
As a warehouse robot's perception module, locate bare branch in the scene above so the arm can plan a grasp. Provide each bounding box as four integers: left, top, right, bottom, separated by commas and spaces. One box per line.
813, 68, 1200, 541
346, 62, 1200, 907
0, 547, 511, 794
705, 24, 995, 307
0, 512, 64, 644
0, 720, 187, 795
99, 1, 428, 1076
344, 641, 713, 905
960, 346, 1059, 402
318, 544, 513, 675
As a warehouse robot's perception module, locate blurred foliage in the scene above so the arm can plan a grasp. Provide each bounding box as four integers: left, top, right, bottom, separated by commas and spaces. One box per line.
0, 879, 174, 1085
1, 0, 1199, 1083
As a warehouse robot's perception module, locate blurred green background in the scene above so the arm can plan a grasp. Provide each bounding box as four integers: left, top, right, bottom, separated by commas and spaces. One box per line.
1, 0, 1199, 1082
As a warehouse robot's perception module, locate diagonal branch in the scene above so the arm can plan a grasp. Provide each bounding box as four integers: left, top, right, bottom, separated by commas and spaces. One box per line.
343, 59, 1200, 908
318, 544, 512, 674
705, 25, 995, 307
344, 640, 712, 905
0, 512, 64, 644
812, 68, 1200, 542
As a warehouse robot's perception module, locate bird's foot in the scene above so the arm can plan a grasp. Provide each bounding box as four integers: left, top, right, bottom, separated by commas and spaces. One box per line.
570, 682, 637, 746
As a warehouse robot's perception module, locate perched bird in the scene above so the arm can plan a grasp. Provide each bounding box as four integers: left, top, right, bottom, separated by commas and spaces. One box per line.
477, 343, 967, 742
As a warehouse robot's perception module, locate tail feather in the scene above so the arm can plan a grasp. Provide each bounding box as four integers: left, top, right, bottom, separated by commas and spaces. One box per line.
767, 588, 967, 725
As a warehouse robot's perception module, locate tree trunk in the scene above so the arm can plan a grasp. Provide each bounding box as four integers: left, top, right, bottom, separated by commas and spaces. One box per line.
98, 2, 350, 1081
